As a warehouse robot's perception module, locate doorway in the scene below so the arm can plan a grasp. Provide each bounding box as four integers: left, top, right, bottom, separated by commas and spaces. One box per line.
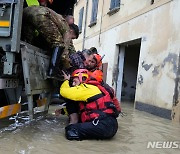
116, 39, 141, 103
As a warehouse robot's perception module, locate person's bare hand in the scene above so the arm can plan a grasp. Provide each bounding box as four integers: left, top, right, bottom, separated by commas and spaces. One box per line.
55, 109, 61, 116
62, 70, 70, 80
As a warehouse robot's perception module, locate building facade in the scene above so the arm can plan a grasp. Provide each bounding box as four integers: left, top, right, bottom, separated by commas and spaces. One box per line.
73, 0, 180, 122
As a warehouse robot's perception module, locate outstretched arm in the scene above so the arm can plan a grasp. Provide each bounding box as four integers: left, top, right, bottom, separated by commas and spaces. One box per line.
60, 80, 102, 102
60, 80, 88, 101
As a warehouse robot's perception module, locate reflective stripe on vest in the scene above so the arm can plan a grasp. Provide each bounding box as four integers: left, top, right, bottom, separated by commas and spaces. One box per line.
26, 0, 39, 6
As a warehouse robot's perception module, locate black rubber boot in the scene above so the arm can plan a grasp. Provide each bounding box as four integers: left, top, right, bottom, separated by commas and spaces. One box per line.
65, 124, 81, 140
48, 46, 64, 78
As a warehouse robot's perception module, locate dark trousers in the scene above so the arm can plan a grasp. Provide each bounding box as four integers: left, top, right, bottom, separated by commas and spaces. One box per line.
65, 99, 79, 115
65, 115, 118, 140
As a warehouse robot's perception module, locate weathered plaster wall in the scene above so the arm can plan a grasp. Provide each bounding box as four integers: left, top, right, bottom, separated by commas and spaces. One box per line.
74, 0, 151, 50
74, 0, 180, 112
134, 0, 180, 110
91, 1, 177, 110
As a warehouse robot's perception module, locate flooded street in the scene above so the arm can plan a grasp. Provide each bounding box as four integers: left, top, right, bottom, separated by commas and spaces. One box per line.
0, 102, 180, 154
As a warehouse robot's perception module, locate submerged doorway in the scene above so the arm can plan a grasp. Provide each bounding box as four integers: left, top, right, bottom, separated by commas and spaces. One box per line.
116, 39, 141, 103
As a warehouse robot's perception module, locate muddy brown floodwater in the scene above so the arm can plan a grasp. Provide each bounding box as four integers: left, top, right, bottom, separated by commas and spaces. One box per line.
0, 102, 180, 154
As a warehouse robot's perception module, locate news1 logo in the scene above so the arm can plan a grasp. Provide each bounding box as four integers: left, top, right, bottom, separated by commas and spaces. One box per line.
147, 141, 180, 149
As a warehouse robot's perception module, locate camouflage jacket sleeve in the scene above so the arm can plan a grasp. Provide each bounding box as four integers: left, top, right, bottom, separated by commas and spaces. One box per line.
48, 8, 69, 34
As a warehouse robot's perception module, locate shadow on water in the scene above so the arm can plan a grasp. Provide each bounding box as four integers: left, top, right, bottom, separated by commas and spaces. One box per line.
0, 103, 180, 154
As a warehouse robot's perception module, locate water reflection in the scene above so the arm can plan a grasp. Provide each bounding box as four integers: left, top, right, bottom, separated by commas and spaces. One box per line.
0, 102, 180, 154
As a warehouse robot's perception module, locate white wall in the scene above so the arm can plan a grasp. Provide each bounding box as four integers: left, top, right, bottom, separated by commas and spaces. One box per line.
76, 0, 180, 110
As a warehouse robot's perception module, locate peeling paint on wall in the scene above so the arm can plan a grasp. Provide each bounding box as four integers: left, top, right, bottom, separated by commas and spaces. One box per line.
173, 77, 180, 105
173, 53, 180, 106
138, 75, 143, 85
152, 53, 178, 77
152, 65, 161, 76
142, 61, 153, 71
112, 65, 119, 86
171, 45, 180, 122
162, 53, 178, 73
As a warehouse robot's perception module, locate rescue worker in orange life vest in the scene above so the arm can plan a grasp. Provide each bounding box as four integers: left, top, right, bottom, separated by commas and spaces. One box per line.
87, 53, 121, 114
60, 69, 118, 140
86, 53, 121, 113
89, 70, 122, 114
86, 53, 121, 114
85, 53, 103, 72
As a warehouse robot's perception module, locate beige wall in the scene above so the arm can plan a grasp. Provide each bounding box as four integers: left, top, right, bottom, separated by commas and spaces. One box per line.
74, 0, 169, 49
73, 0, 180, 112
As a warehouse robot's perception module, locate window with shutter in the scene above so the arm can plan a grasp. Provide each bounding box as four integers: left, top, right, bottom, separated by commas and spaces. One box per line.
89, 0, 99, 27
108, 0, 120, 15
78, 7, 84, 33
110, 0, 120, 10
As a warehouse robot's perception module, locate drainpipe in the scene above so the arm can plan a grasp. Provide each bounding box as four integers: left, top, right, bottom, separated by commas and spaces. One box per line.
82, 0, 89, 50
98, 0, 105, 44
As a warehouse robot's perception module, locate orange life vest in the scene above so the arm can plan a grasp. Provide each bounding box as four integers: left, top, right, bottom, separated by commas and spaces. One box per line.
88, 80, 121, 112
79, 80, 118, 122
